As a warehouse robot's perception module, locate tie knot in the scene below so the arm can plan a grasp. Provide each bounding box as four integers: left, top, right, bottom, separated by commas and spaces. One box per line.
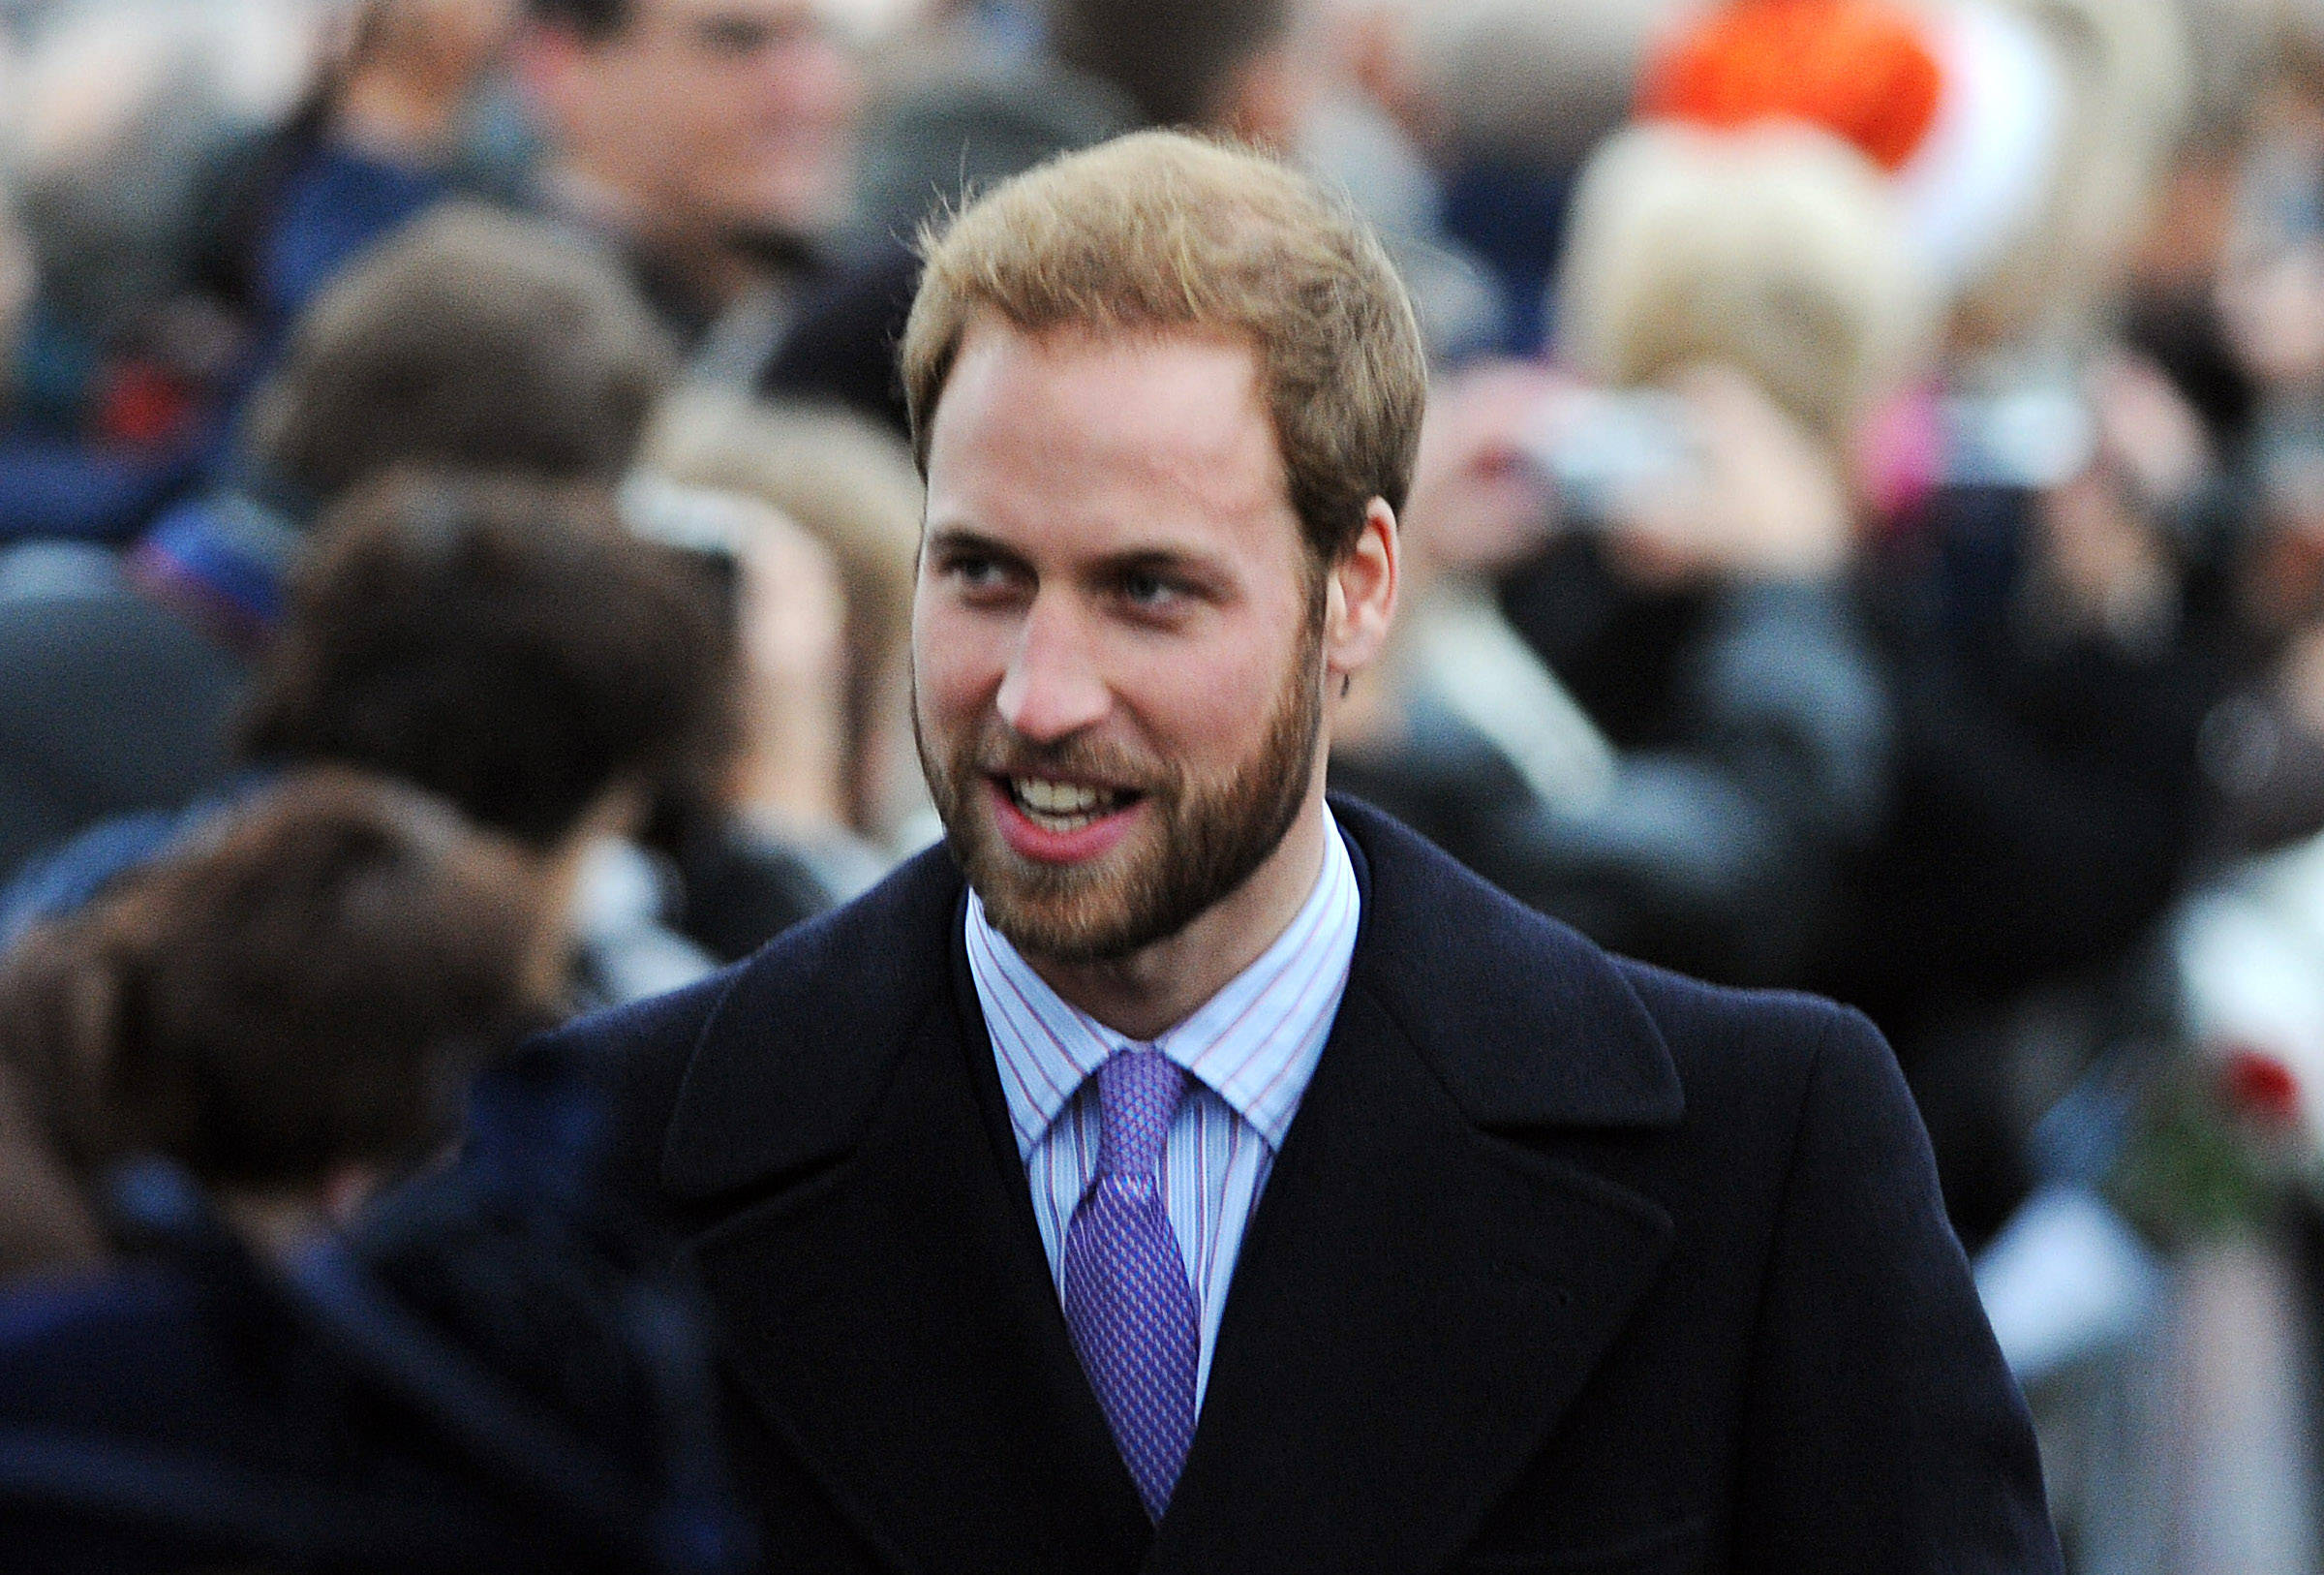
1093, 1049, 1185, 1178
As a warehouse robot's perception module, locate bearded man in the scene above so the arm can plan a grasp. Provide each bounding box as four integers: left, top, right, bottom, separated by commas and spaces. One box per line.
562, 132, 2063, 1573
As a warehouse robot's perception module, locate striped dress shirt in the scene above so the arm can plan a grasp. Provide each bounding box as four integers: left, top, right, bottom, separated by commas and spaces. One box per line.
966, 806, 1361, 1403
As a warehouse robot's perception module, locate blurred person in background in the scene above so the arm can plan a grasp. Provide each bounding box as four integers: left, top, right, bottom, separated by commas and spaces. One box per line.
640, 385, 933, 857
1833, 0, 2230, 1248
513, 0, 867, 382
1042, 0, 1311, 149
852, 0, 1314, 227
844, 0, 1137, 255
1336, 121, 1916, 988
2149, 0, 2324, 860
768, 0, 1320, 435
0, 770, 554, 1269
0, 770, 754, 1574
617, 465, 895, 952
0, 202, 673, 887
1306, 0, 1682, 358
1630, 0, 2234, 1247
0, 0, 329, 543
194, 0, 532, 394
2111, 0, 2277, 458
2, 469, 774, 1005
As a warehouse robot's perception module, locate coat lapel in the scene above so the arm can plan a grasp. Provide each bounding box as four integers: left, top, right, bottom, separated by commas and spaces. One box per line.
658, 853, 1151, 1574
1150, 802, 1685, 1574
652, 805, 1689, 1573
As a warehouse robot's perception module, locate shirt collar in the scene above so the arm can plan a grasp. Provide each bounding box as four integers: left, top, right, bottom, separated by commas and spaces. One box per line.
968, 805, 1361, 1158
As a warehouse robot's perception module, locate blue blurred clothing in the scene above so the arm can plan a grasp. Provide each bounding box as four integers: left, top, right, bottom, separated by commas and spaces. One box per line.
0, 543, 253, 891
0, 1051, 754, 1574
0, 429, 202, 547
0, 132, 469, 551
232, 139, 453, 385
0, 785, 258, 951
1440, 160, 1575, 357
130, 486, 303, 638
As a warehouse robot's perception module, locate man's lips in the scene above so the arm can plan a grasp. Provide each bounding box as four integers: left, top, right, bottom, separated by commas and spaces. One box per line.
985, 775, 1146, 865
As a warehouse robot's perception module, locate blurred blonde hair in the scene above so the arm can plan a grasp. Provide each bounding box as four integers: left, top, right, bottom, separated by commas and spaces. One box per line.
900, 129, 1427, 565
1953, 0, 2193, 347
641, 389, 925, 839
1556, 121, 1935, 447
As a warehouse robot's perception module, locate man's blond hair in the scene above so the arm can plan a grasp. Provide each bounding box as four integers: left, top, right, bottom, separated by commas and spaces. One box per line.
900, 131, 1427, 565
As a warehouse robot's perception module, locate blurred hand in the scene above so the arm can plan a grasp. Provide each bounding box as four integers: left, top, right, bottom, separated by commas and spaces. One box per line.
2017, 349, 2202, 647
1602, 364, 1852, 587
2219, 241, 2324, 392
1400, 358, 1564, 578
732, 503, 853, 830
2089, 349, 2213, 512
2033, 470, 2177, 646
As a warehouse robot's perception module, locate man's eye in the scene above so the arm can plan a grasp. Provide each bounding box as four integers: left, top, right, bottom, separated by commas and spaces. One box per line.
948, 556, 1014, 593
1120, 571, 1182, 610
694, 15, 796, 55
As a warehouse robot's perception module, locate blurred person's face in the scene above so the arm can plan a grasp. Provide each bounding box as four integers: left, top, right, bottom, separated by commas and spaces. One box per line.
911, 322, 1393, 969
1212, 32, 1322, 153
527, 0, 863, 243
372, 0, 524, 87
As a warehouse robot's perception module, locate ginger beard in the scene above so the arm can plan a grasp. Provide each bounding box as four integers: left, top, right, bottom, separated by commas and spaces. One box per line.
915, 587, 1327, 967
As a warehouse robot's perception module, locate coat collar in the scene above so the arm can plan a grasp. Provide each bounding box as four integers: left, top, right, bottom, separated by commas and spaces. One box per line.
657, 797, 1685, 1574
660, 796, 1682, 1201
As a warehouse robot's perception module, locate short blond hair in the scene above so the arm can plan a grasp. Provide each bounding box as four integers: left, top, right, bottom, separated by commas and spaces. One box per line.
900, 131, 1427, 563
1557, 122, 1933, 447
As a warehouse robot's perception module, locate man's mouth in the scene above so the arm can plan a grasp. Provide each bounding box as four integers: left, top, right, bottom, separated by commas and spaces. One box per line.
1001, 775, 1140, 835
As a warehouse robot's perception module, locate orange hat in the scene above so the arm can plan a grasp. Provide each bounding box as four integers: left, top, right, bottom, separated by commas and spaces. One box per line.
1639, 0, 1944, 173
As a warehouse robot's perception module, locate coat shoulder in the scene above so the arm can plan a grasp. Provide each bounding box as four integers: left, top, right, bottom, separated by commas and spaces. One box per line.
1613, 957, 1870, 1091
541, 841, 966, 1204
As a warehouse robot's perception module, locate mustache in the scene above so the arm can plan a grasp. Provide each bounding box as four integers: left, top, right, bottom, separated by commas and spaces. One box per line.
967, 726, 1173, 795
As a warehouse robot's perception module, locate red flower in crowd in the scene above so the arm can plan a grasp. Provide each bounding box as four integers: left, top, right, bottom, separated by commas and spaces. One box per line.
2219, 1044, 2305, 1132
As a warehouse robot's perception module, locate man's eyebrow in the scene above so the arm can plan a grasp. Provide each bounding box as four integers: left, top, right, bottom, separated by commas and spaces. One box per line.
922, 529, 1229, 585
1092, 547, 1222, 582
924, 527, 1030, 567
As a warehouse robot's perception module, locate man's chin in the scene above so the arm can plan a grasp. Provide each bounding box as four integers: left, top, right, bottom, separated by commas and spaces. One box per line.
946, 807, 1161, 964
981, 899, 1151, 968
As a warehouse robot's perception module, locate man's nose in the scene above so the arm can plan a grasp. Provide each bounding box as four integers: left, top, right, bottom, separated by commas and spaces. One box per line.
995, 597, 1110, 744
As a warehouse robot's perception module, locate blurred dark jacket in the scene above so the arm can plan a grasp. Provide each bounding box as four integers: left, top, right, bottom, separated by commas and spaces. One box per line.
1813, 484, 2232, 1241
1337, 540, 1889, 987
0, 540, 251, 886
0, 1048, 754, 1575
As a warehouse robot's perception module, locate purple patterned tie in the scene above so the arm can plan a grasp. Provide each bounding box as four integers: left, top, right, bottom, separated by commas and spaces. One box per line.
1061, 1048, 1200, 1522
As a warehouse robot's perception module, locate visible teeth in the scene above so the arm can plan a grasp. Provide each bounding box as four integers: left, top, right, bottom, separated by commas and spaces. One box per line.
1013, 778, 1112, 815
1008, 777, 1128, 833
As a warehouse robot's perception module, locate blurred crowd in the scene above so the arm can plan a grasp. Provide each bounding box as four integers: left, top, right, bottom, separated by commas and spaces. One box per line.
6, 0, 2324, 1566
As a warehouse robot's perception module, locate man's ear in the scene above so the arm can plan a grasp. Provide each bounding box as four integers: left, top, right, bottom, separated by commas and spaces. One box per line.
1325, 496, 1398, 694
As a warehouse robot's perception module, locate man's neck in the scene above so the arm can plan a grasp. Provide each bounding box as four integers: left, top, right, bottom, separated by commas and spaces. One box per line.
1020, 789, 1331, 1042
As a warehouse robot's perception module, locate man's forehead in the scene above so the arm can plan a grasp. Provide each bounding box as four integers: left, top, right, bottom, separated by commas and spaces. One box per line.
934, 324, 1281, 489
923, 324, 1308, 581
942, 320, 1269, 437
